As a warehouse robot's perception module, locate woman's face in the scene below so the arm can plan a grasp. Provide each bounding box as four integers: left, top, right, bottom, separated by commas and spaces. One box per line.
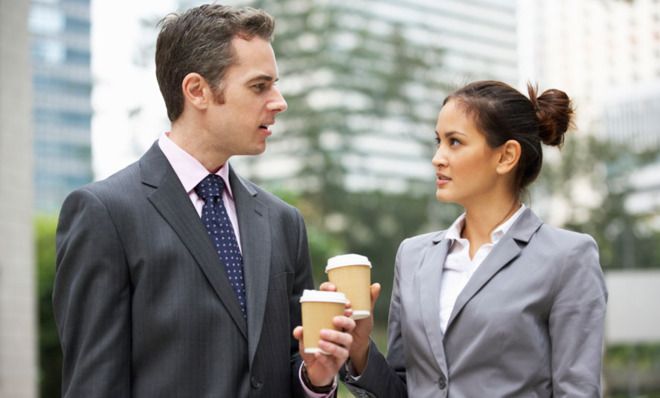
432, 99, 503, 206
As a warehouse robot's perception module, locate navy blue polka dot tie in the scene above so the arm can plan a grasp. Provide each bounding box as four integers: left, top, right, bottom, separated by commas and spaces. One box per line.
195, 174, 247, 318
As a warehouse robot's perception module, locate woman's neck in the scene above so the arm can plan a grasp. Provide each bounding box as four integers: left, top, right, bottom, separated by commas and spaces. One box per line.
461, 195, 521, 258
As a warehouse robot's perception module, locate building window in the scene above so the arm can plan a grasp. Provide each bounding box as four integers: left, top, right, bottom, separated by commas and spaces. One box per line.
66, 48, 91, 65
29, 5, 64, 34
31, 40, 66, 64
65, 16, 90, 35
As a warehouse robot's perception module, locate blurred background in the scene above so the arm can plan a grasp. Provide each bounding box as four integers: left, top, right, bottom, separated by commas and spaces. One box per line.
1, 0, 659, 397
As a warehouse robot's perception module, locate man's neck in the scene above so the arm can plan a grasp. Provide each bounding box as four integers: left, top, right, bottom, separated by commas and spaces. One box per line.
169, 123, 228, 173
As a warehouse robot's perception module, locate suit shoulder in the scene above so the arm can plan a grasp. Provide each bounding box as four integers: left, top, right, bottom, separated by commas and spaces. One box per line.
535, 223, 598, 251
399, 230, 445, 253
63, 161, 141, 206
239, 177, 301, 215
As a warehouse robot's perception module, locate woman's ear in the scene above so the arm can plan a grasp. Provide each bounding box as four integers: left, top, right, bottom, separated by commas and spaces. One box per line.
496, 139, 521, 175
181, 72, 211, 110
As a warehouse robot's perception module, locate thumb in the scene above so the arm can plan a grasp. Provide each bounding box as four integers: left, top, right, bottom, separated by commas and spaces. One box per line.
370, 283, 381, 312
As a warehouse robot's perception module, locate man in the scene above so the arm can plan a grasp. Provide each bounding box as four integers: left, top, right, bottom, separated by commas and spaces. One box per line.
53, 4, 353, 397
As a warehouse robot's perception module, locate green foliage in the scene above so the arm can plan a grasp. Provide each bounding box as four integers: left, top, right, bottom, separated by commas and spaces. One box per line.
537, 134, 660, 269
605, 343, 660, 396
35, 215, 62, 398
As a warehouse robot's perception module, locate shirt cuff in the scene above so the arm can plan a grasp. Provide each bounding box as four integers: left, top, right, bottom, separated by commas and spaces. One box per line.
299, 363, 338, 398
344, 359, 363, 382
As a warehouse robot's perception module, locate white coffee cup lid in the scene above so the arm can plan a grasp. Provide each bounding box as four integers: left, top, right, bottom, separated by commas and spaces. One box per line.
325, 253, 372, 272
299, 289, 347, 304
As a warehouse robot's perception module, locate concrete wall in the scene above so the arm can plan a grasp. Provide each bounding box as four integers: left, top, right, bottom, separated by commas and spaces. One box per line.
605, 270, 660, 344
0, 0, 38, 396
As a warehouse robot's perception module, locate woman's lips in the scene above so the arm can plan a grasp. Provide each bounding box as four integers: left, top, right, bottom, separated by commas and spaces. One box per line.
436, 174, 451, 187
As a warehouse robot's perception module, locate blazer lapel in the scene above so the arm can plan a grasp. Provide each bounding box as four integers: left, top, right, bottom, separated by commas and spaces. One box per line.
414, 232, 450, 374
230, 168, 271, 366
445, 208, 543, 333
140, 144, 248, 339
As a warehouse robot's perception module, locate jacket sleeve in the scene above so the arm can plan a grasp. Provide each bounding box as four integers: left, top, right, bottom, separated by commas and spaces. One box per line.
549, 234, 607, 397
289, 209, 316, 398
343, 241, 408, 397
53, 188, 132, 398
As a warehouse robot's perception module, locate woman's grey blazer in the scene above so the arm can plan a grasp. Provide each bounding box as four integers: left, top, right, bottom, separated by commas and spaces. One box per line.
344, 208, 607, 398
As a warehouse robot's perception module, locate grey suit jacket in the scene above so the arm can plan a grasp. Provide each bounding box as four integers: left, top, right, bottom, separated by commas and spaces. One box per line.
345, 208, 607, 398
54, 143, 313, 397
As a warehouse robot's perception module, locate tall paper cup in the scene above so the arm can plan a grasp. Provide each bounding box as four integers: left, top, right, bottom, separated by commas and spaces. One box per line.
300, 290, 347, 354
326, 254, 372, 320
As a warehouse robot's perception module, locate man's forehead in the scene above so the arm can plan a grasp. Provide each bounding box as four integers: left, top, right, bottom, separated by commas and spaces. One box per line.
227, 37, 279, 81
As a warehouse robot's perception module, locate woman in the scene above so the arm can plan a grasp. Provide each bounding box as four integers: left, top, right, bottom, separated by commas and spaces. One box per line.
340, 81, 607, 397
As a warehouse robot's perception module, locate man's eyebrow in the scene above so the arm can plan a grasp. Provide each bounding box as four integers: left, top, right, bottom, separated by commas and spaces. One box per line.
246, 74, 278, 83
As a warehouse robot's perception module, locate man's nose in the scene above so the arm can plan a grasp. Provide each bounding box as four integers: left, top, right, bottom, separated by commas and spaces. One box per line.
268, 87, 288, 113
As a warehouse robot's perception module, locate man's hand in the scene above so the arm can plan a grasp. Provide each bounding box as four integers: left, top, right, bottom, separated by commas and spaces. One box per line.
320, 281, 381, 375
293, 315, 355, 387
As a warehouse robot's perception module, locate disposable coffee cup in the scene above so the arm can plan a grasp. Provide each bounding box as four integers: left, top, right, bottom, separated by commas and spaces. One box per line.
300, 290, 347, 354
325, 254, 372, 320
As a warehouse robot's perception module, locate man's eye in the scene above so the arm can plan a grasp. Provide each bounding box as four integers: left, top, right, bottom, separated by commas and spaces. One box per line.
252, 83, 266, 92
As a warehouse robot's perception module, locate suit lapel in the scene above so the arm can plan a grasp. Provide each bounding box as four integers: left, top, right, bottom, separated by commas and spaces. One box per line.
414, 233, 450, 374
229, 168, 271, 366
140, 144, 248, 339
445, 208, 543, 333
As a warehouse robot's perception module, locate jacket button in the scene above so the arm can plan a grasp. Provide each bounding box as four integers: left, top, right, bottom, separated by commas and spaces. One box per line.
250, 376, 263, 389
438, 373, 447, 389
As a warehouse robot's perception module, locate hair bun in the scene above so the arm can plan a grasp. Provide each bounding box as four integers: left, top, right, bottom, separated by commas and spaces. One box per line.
527, 84, 574, 147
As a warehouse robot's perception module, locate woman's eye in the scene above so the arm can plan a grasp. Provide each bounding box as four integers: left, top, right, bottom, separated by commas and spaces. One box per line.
450, 138, 461, 146
434, 136, 441, 146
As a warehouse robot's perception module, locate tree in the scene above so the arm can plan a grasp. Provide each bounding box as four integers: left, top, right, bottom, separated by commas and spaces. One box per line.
35, 215, 61, 398
534, 134, 660, 270
239, 0, 459, 322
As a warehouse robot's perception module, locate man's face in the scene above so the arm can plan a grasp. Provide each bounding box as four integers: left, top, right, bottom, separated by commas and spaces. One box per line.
206, 36, 287, 159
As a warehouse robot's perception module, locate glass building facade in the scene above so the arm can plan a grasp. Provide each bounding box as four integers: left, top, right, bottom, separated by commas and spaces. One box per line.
29, 0, 93, 213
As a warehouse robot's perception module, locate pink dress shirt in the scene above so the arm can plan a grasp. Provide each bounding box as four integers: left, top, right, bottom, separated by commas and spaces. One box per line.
158, 133, 241, 249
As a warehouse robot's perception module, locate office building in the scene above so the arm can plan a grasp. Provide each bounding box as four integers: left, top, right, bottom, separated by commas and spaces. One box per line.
519, 0, 660, 131
30, 0, 93, 212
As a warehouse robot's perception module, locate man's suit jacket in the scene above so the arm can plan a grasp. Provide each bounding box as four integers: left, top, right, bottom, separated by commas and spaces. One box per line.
54, 143, 313, 397
344, 208, 607, 398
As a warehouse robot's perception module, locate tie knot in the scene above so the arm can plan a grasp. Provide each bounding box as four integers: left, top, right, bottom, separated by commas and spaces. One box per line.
195, 174, 225, 201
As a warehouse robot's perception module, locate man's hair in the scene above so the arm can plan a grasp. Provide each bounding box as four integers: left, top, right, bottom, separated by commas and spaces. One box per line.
155, 4, 275, 121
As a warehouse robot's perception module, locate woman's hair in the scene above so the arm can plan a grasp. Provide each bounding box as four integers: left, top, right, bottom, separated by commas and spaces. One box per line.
443, 80, 574, 195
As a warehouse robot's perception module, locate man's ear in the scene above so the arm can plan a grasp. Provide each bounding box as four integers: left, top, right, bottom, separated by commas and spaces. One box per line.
181, 72, 213, 110
496, 139, 521, 175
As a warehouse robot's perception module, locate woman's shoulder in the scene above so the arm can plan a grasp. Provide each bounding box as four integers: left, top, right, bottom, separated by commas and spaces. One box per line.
535, 223, 598, 251
397, 230, 447, 256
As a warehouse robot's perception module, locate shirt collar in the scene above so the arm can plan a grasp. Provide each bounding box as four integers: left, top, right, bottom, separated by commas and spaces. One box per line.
490, 204, 526, 243
158, 132, 234, 199
445, 204, 527, 244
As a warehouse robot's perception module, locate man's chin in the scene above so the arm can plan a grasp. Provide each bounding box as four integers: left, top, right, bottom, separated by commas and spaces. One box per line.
243, 145, 266, 156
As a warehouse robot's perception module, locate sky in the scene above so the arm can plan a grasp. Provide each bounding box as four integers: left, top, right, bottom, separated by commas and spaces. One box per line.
91, 0, 175, 179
